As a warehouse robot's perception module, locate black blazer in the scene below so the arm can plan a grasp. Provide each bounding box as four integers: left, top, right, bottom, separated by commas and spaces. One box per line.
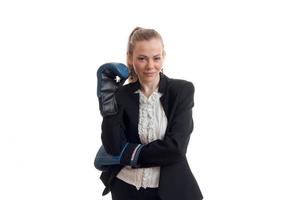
99, 73, 203, 200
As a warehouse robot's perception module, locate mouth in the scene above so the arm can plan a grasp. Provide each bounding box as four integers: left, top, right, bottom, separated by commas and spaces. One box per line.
143, 72, 156, 76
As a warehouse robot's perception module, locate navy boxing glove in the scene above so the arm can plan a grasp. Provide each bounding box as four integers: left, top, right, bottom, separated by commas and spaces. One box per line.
94, 143, 144, 171
97, 62, 129, 116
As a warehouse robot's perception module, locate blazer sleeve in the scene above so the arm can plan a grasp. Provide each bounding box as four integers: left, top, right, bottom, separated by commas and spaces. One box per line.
137, 81, 195, 167
101, 105, 127, 156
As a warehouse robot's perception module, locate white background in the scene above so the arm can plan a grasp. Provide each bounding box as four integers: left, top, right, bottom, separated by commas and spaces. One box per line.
0, 0, 299, 199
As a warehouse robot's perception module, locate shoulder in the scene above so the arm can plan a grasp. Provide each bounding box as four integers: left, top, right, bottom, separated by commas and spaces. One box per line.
165, 75, 195, 95
114, 81, 137, 100
163, 75, 195, 109
118, 81, 137, 93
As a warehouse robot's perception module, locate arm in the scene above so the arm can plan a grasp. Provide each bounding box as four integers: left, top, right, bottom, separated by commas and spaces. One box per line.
94, 63, 142, 170
137, 82, 195, 167
94, 63, 132, 170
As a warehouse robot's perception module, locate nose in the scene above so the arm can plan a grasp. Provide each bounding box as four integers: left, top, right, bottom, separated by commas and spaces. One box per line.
146, 59, 155, 70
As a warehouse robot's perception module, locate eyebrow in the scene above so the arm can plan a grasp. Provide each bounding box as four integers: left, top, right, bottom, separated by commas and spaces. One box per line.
137, 54, 161, 57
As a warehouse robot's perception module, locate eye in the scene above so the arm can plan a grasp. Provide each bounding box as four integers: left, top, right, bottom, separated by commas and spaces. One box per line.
154, 57, 161, 61
137, 57, 145, 61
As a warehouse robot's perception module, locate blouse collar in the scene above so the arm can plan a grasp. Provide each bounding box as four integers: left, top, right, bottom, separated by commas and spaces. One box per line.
129, 72, 168, 94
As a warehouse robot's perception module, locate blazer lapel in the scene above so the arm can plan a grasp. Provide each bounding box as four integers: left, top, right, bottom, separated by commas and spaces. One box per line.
127, 81, 141, 143
158, 73, 169, 118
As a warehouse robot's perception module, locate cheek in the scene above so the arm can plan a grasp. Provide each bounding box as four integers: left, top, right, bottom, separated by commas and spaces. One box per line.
132, 62, 144, 73
155, 62, 163, 70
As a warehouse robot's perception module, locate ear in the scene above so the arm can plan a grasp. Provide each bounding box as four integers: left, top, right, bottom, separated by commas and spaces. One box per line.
163, 50, 166, 58
161, 50, 166, 64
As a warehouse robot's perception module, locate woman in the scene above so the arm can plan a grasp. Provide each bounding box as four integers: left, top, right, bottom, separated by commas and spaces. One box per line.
96, 27, 203, 200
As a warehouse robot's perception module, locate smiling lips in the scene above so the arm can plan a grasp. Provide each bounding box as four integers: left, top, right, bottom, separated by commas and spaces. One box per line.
143, 72, 156, 76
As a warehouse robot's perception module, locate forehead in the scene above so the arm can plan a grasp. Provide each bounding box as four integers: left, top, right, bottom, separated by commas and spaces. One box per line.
133, 39, 163, 55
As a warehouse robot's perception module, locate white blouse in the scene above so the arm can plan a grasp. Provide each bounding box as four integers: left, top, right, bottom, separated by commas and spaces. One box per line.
116, 89, 168, 190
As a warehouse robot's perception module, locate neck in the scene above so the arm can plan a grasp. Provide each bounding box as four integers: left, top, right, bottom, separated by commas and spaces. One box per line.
140, 77, 160, 97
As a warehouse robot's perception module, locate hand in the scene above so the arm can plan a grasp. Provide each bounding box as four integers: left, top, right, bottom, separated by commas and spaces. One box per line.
97, 63, 129, 116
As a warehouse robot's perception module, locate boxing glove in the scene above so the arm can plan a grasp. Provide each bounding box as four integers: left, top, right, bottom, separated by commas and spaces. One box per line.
94, 143, 144, 171
97, 62, 129, 116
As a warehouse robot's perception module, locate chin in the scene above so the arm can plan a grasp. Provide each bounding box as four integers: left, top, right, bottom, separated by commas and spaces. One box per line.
141, 74, 159, 83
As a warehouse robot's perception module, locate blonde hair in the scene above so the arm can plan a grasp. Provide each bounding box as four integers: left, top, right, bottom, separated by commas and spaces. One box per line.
127, 27, 165, 82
